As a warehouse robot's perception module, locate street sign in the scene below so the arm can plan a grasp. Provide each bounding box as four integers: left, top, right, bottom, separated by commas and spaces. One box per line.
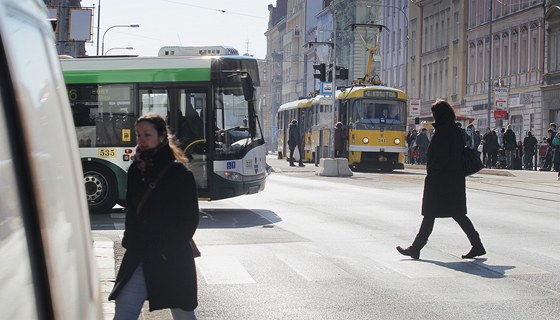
494, 86, 509, 111
321, 82, 333, 95
409, 99, 421, 117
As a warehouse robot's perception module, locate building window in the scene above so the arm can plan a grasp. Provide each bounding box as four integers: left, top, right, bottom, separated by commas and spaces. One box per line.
530, 35, 538, 71
494, 45, 500, 77
521, 37, 528, 73
512, 41, 518, 74
502, 43, 509, 76
454, 12, 459, 41
511, 115, 523, 138
551, 31, 559, 72
453, 66, 458, 95
477, 45, 484, 82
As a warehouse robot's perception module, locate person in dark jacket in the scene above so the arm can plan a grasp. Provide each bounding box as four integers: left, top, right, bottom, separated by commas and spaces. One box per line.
415, 128, 430, 164
503, 125, 517, 169
482, 128, 499, 168
334, 122, 347, 158
288, 119, 305, 167
396, 99, 486, 260
523, 131, 538, 170
109, 113, 199, 320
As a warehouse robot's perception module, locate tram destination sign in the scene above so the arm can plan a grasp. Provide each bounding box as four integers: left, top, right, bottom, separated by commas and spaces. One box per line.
364, 90, 397, 99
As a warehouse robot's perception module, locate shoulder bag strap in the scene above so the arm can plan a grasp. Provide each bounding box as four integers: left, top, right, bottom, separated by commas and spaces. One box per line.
136, 162, 175, 215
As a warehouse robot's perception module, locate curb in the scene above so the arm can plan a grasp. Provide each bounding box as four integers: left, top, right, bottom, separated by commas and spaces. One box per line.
92, 235, 116, 320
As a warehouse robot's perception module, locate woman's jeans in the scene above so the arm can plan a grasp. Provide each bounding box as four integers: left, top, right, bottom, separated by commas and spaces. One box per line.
114, 263, 197, 320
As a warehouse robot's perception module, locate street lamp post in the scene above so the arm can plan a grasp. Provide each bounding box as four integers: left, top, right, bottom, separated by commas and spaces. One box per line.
101, 24, 139, 56
96, 0, 101, 56
104, 47, 133, 55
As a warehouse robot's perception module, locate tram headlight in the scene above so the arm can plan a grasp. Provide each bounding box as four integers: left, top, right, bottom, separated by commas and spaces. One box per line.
394, 138, 401, 145
362, 137, 369, 144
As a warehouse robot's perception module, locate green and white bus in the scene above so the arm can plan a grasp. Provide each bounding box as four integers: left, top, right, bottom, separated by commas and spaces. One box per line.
61, 55, 268, 213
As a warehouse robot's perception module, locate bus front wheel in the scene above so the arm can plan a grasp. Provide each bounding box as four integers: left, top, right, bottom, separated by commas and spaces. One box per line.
83, 163, 118, 214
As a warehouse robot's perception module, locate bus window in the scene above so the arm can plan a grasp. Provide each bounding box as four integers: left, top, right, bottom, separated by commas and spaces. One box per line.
67, 84, 135, 147
140, 89, 169, 118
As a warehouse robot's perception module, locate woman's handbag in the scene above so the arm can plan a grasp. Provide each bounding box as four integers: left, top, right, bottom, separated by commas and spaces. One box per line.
463, 146, 484, 176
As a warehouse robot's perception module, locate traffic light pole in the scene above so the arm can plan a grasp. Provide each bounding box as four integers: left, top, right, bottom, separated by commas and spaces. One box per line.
330, 27, 336, 158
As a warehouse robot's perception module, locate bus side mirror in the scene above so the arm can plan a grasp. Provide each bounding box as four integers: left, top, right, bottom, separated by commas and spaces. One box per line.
241, 73, 254, 101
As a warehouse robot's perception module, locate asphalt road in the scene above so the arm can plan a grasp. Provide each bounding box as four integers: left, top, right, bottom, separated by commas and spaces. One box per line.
92, 156, 560, 320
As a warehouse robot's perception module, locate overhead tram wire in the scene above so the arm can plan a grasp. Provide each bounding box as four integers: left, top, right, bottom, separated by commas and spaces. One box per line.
162, 0, 267, 19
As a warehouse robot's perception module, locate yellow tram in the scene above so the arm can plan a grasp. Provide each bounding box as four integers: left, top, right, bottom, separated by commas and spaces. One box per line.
277, 85, 408, 171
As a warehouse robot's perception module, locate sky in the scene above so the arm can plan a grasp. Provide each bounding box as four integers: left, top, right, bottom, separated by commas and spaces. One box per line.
80, 0, 270, 58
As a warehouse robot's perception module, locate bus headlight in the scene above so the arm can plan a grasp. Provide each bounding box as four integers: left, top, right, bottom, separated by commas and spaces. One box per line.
216, 171, 242, 181
362, 137, 369, 144
394, 138, 401, 145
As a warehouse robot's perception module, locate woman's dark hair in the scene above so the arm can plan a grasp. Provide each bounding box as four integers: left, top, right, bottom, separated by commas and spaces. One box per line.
136, 113, 187, 164
431, 99, 456, 124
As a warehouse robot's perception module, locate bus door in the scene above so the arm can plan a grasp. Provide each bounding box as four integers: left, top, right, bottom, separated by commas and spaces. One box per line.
178, 90, 208, 191
139, 87, 209, 192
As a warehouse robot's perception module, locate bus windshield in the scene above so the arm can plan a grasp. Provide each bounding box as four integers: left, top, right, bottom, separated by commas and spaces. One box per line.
214, 85, 262, 159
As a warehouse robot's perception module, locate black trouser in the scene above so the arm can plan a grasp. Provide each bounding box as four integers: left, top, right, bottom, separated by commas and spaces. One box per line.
335, 149, 343, 158
413, 215, 480, 249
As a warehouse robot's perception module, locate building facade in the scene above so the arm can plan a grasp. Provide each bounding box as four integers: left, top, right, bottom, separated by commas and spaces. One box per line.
542, 0, 560, 130
409, 0, 468, 125
380, 0, 410, 93
465, 0, 546, 139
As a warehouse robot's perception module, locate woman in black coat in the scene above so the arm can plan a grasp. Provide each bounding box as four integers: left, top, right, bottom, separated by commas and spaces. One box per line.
109, 113, 199, 319
396, 99, 485, 260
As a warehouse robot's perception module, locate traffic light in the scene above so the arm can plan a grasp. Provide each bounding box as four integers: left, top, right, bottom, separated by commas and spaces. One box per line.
337, 67, 349, 80
313, 63, 326, 82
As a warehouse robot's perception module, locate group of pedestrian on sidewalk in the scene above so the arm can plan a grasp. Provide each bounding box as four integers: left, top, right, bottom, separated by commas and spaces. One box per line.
406, 127, 431, 165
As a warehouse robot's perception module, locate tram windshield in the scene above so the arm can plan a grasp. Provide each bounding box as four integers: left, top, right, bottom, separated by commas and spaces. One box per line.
351, 99, 406, 127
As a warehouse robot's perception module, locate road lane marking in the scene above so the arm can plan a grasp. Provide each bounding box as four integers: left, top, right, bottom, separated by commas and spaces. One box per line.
197, 256, 256, 284
276, 254, 354, 281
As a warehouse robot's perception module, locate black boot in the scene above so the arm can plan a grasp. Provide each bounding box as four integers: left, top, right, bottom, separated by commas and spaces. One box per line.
396, 236, 427, 260
396, 246, 420, 259
462, 231, 486, 259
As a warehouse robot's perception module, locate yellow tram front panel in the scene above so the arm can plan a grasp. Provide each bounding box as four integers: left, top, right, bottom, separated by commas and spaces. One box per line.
348, 128, 407, 168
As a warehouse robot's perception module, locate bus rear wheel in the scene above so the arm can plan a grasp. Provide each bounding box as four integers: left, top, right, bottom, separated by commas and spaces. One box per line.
83, 163, 117, 214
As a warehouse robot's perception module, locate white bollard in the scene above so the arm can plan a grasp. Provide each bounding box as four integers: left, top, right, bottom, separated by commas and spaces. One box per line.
316, 158, 339, 176
336, 158, 353, 176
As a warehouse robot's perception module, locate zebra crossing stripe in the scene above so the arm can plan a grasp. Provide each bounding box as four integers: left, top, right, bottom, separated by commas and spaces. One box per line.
197, 256, 256, 284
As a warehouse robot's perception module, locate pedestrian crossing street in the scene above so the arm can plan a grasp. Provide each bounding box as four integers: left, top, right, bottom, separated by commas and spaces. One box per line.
192, 238, 555, 285
94, 233, 559, 320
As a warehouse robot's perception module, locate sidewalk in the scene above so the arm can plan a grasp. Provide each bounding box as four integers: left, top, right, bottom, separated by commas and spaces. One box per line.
93, 235, 115, 320
266, 153, 559, 181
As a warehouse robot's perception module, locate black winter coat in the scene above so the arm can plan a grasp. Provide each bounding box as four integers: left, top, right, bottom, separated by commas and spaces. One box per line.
109, 143, 199, 311
421, 121, 467, 218
288, 123, 300, 148
503, 129, 517, 150
482, 132, 499, 153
